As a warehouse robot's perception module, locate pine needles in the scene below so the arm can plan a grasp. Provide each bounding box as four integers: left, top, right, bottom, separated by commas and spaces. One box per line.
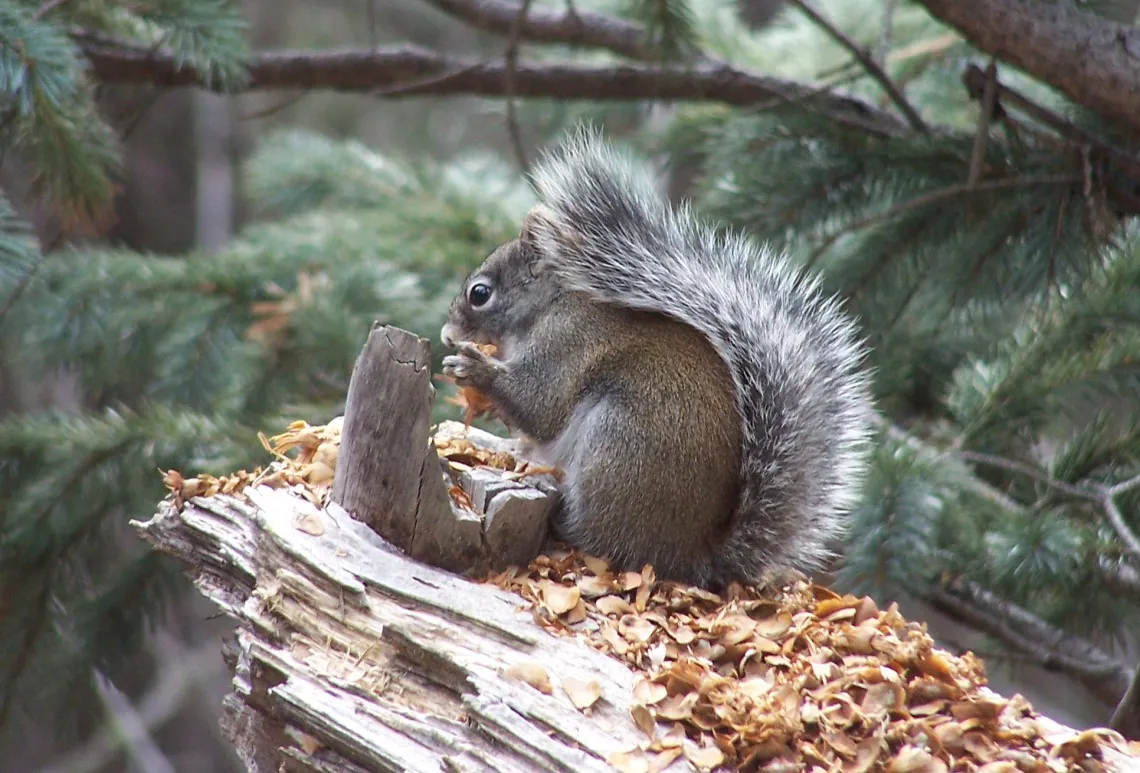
623, 0, 700, 62
0, 115, 521, 732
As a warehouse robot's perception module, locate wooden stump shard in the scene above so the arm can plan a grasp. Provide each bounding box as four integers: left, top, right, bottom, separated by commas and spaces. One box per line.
330, 323, 555, 575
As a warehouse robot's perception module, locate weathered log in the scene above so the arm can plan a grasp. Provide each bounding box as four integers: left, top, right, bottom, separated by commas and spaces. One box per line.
132, 476, 1140, 773
133, 486, 687, 772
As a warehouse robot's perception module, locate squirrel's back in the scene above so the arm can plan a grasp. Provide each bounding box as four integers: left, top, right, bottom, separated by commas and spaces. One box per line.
524, 129, 876, 586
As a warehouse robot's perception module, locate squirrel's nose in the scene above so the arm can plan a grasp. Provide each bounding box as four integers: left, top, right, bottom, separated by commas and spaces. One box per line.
441, 323, 457, 348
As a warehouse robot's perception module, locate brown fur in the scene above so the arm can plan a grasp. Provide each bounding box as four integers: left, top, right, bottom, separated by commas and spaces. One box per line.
442, 236, 743, 584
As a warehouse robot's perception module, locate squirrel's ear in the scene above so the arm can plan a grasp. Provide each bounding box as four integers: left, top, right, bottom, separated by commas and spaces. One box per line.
520, 203, 580, 278
520, 202, 583, 249
519, 203, 559, 245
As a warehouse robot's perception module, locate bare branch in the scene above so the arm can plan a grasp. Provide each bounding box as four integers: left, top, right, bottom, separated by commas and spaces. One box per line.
36, 638, 223, 773
961, 64, 1140, 181
74, 36, 908, 136
32, 0, 70, 21
958, 450, 1097, 501
503, 0, 534, 173
91, 670, 177, 773
1110, 474, 1140, 498
927, 579, 1132, 707
966, 59, 997, 189
1101, 560, 1140, 600
368, 0, 378, 52
418, 0, 647, 59
917, 0, 1140, 134
875, 0, 896, 66
1110, 660, 1140, 740
1102, 493, 1140, 563
787, 0, 927, 132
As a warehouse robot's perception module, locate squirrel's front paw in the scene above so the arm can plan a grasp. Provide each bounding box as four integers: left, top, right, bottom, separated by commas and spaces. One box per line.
442, 342, 503, 390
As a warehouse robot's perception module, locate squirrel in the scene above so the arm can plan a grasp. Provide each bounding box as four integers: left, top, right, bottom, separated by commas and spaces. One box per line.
441, 128, 875, 589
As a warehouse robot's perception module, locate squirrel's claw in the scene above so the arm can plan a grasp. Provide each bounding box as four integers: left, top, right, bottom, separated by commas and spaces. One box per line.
442, 341, 502, 388
441, 354, 470, 380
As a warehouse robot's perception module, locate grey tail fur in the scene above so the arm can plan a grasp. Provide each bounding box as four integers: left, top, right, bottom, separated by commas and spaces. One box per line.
525, 127, 876, 586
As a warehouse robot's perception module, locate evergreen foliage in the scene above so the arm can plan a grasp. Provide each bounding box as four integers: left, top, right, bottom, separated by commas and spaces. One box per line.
0, 124, 531, 731
623, 0, 700, 61
1, 0, 1139, 742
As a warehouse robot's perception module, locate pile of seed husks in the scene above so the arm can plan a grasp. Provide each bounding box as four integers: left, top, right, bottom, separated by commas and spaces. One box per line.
160, 421, 1135, 773
486, 552, 1134, 773
161, 419, 344, 509
160, 418, 531, 510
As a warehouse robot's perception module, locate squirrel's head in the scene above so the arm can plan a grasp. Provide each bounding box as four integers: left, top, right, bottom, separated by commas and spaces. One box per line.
441, 205, 566, 356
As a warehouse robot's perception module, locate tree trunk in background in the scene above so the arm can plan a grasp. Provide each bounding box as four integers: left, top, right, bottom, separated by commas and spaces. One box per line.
194, 90, 236, 252
104, 88, 198, 255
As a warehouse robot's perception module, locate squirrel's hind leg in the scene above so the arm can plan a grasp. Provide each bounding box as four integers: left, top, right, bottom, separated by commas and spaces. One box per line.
548, 397, 721, 585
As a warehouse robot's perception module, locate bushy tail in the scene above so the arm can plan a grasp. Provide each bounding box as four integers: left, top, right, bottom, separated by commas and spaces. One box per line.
525, 128, 876, 585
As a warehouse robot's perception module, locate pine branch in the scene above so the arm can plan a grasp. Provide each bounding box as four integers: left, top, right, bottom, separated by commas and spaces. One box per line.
786, 0, 927, 133
624, 0, 700, 63
0, 573, 51, 728
72, 33, 909, 137
0, 193, 44, 323
875, 415, 1140, 607
916, 0, 1140, 134
958, 450, 1095, 501
0, 7, 120, 227
130, 0, 251, 89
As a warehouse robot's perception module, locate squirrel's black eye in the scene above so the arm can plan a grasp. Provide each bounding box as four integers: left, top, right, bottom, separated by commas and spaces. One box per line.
468, 283, 492, 307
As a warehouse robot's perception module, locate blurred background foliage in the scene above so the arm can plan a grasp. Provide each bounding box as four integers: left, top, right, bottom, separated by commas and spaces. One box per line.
1, 0, 1139, 769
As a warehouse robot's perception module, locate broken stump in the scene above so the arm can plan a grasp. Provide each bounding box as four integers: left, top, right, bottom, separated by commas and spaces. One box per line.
331, 323, 556, 575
